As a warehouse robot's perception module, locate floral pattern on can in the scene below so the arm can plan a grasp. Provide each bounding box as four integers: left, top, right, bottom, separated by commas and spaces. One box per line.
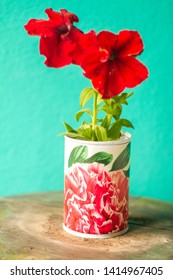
64, 162, 129, 234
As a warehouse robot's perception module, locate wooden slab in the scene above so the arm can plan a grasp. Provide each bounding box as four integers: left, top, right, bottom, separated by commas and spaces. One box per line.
0, 192, 173, 260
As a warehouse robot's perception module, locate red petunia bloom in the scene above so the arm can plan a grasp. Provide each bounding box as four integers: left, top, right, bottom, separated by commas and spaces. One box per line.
80, 30, 149, 98
24, 8, 82, 68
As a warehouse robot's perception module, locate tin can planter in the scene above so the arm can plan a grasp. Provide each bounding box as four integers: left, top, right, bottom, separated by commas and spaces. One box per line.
63, 132, 131, 238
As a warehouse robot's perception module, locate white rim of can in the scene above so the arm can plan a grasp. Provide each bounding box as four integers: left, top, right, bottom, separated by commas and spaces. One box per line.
63, 224, 128, 239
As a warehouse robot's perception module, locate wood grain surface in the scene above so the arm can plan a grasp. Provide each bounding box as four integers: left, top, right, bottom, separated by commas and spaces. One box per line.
0, 192, 173, 260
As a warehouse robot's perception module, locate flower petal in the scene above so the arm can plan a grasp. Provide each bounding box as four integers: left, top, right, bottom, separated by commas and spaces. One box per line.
116, 56, 149, 87
67, 27, 85, 65
82, 52, 105, 78
24, 19, 59, 37
60, 8, 79, 24
40, 36, 75, 67
45, 8, 64, 24
45, 8, 79, 24
85, 61, 125, 98
97, 30, 118, 54
72, 30, 101, 65
115, 30, 144, 56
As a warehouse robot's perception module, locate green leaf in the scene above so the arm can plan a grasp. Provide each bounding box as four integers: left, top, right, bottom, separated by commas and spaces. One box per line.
63, 122, 76, 133
75, 108, 92, 122
123, 168, 130, 177
113, 104, 122, 121
59, 132, 85, 140
80, 88, 95, 108
103, 99, 111, 106
121, 118, 134, 129
81, 126, 93, 140
97, 93, 103, 105
107, 118, 134, 140
94, 125, 107, 141
96, 118, 104, 123
83, 152, 113, 165
110, 143, 131, 171
117, 92, 134, 105
117, 93, 128, 105
107, 120, 122, 140
111, 96, 118, 103
99, 105, 113, 114
126, 91, 134, 99
99, 104, 122, 120
101, 115, 112, 130
68, 145, 88, 167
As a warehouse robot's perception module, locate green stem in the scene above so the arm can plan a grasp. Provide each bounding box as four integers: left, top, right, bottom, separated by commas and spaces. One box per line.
92, 91, 98, 140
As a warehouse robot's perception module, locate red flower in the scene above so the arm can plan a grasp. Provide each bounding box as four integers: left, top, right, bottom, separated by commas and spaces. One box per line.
80, 30, 149, 98
24, 8, 82, 68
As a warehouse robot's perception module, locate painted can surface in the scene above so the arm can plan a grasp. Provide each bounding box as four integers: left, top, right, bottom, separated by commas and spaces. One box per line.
63, 132, 131, 238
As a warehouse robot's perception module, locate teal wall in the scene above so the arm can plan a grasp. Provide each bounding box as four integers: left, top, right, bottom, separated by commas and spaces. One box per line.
0, 0, 173, 202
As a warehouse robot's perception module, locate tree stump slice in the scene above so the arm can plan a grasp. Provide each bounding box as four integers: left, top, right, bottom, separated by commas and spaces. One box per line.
0, 192, 173, 260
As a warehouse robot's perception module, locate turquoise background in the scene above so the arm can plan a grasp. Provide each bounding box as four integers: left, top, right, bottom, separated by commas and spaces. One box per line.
0, 0, 173, 202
